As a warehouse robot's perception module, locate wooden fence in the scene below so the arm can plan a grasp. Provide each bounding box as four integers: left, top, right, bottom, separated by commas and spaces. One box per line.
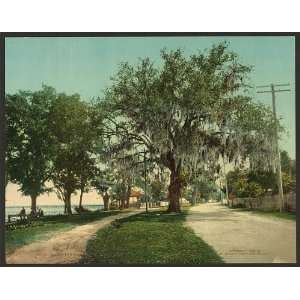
228, 193, 296, 212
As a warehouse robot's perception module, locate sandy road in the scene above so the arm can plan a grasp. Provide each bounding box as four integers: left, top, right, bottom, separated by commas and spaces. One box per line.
6, 211, 140, 265
186, 203, 296, 263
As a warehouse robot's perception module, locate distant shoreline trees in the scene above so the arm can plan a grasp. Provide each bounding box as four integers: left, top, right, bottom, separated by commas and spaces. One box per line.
6, 87, 102, 215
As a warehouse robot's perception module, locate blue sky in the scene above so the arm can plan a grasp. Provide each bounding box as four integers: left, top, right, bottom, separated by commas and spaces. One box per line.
5, 36, 295, 158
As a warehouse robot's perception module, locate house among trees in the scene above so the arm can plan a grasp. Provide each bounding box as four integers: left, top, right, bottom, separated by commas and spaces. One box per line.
129, 189, 143, 205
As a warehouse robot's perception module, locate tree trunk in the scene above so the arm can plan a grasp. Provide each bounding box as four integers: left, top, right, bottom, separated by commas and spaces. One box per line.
79, 187, 84, 209
103, 192, 110, 211
120, 198, 125, 209
125, 185, 131, 208
167, 167, 182, 213
31, 195, 37, 213
64, 192, 72, 215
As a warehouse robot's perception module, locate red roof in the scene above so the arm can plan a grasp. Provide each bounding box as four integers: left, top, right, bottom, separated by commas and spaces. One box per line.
130, 190, 143, 197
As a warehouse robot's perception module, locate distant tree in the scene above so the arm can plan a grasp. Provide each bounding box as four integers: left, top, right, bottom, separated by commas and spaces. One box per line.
247, 170, 277, 193
280, 151, 291, 173
103, 43, 279, 212
113, 167, 134, 209
49, 93, 97, 215
149, 179, 166, 202
77, 153, 97, 209
6, 86, 55, 212
186, 162, 220, 204
110, 181, 129, 209
227, 167, 295, 198
92, 168, 115, 211
281, 172, 296, 193
280, 151, 295, 178
290, 160, 296, 178
227, 170, 265, 198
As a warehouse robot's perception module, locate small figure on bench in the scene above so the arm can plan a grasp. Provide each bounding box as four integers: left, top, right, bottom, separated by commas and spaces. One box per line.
38, 207, 44, 217
30, 208, 37, 218
19, 207, 26, 221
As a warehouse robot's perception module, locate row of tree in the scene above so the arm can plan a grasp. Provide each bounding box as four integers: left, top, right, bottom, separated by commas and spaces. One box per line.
6, 87, 100, 214
5, 42, 283, 213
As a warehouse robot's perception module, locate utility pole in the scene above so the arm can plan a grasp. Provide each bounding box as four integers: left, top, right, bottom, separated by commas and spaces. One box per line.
256, 83, 291, 212
218, 176, 222, 203
143, 150, 148, 213
223, 156, 229, 203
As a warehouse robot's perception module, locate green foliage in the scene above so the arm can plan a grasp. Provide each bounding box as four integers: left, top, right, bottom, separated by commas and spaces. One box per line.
48, 93, 99, 210
110, 181, 128, 201
92, 169, 114, 194
139, 194, 151, 203
6, 86, 102, 212
244, 182, 264, 198
227, 167, 295, 198
228, 169, 267, 198
197, 180, 219, 200
103, 43, 279, 211
149, 180, 166, 201
282, 172, 296, 193
247, 170, 277, 192
6, 86, 56, 201
280, 151, 296, 178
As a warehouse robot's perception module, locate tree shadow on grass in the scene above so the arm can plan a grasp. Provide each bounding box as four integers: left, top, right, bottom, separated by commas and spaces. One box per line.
117, 210, 187, 225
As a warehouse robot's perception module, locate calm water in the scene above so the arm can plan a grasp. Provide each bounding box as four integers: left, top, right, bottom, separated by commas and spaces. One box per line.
5, 204, 104, 221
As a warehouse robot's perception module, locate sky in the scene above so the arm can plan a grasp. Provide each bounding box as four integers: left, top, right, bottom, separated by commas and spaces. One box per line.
5, 36, 295, 206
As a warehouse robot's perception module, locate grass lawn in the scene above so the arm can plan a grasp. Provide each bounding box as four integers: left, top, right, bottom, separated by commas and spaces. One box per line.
82, 209, 223, 265
247, 210, 296, 221
5, 210, 121, 255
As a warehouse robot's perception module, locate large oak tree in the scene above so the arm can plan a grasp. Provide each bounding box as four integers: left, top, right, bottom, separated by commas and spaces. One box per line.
102, 43, 278, 212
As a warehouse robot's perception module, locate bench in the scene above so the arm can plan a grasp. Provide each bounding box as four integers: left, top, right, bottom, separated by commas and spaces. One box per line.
7, 214, 29, 223
5, 214, 32, 229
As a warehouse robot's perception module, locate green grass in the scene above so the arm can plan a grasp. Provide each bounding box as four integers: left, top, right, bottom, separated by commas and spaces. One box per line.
246, 209, 296, 221
5, 210, 121, 255
231, 207, 296, 221
82, 210, 223, 265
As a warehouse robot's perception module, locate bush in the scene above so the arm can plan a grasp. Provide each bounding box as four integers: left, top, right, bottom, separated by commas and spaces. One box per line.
227, 169, 278, 198
282, 172, 296, 193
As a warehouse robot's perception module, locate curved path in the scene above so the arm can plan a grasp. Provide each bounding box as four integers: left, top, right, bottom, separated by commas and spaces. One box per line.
7, 211, 139, 265
186, 203, 296, 263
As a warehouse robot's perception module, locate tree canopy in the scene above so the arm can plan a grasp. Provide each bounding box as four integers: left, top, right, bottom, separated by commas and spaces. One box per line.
6, 86, 56, 211
101, 43, 278, 212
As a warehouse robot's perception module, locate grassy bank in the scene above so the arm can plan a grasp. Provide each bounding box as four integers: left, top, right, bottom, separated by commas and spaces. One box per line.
247, 210, 296, 221
231, 208, 296, 221
82, 210, 223, 265
6, 210, 121, 254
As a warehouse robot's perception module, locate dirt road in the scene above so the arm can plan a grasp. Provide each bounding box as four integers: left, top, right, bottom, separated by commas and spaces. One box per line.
6, 211, 139, 264
186, 203, 296, 263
